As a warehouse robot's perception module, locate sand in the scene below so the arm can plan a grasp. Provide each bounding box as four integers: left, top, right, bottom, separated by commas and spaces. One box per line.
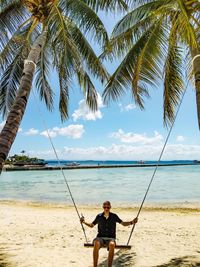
0, 201, 200, 267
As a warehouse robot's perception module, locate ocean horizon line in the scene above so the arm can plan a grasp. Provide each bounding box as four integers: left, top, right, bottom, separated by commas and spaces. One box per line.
45, 159, 198, 162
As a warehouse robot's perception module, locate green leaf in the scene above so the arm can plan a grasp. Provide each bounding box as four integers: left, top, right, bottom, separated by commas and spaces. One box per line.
69, 20, 109, 82
77, 69, 98, 111
58, 70, 70, 122
0, 46, 28, 117
59, 0, 109, 46
35, 44, 54, 111
83, 0, 128, 12
103, 22, 165, 106
0, 1, 29, 36
163, 31, 184, 127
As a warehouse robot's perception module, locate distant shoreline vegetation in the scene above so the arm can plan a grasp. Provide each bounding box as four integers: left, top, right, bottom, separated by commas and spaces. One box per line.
3, 158, 200, 172
5, 154, 46, 166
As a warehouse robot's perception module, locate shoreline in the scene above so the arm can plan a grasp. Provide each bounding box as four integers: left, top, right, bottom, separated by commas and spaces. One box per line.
3, 162, 200, 171
1, 199, 200, 211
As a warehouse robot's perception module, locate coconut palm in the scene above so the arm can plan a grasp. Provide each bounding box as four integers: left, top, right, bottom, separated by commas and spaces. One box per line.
103, 0, 200, 128
0, 0, 128, 172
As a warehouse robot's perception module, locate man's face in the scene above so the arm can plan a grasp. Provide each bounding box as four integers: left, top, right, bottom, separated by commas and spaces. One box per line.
103, 204, 111, 212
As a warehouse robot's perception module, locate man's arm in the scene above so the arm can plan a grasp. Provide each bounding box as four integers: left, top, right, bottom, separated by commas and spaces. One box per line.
121, 217, 138, 227
80, 216, 95, 228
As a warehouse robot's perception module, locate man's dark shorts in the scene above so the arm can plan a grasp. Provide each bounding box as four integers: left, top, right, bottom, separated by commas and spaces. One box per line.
93, 237, 116, 247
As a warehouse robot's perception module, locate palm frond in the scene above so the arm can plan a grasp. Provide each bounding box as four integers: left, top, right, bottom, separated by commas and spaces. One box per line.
48, 4, 81, 69
175, 1, 198, 48
82, 0, 128, 12
0, 44, 29, 117
58, 70, 69, 122
35, 44, 54, 111
131, 57, 149, 109
0, 22, 39, 74
130, 21, 167, 108
102, 13, 155, 61
112, 0, 170, 37
163, 32, 184, 127
0, 22, 35, 117
0, 0, 19, 8
185, 48, 194, 84
128, 0, 155, 6
0, 28, 9, 51
103, 21, 166, 106
47, 6, 76, 121
0, 35, 19, 73
26, 17, 40, 41
59, 0, 108, 46
101, 0, 200, 128
48, 5, 101, 116
77, 69, 98, 111
103, 38, 149, 104
55, 49, 71, 122
68, 19, 109, 82
191, 3, 200, 29
0, 1, 29, 36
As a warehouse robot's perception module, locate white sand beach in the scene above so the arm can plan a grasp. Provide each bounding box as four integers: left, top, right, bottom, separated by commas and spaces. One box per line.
0, 201, 200, 267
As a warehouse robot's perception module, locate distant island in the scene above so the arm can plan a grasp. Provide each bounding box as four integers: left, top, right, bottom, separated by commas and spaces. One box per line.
5, 153, 46, 167
3, 157, 200, 171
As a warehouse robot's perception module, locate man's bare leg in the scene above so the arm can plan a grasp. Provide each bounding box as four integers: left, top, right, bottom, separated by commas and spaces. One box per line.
93, 240, 101, 267
108, 241, 115, 267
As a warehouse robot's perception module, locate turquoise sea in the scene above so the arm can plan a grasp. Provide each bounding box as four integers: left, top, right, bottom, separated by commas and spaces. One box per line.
0, 161, 200, 206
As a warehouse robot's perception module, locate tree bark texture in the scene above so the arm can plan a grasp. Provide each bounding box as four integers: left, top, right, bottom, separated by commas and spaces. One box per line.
0, 31, 47, 173
192, 48, 200, 130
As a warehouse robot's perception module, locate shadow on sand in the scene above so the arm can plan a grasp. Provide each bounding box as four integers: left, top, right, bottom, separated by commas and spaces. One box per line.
98, 249, 136, 267
155, 255, 200, 267
0, 248, 12, 267
98, 253, 200, 267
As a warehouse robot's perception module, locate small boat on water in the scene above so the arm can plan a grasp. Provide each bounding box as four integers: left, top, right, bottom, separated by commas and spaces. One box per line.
137, 160, 145, 164
65, 162, 80, 166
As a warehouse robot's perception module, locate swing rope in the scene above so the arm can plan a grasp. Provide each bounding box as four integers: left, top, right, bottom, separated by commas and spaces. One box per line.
32, 90, 89, 243
32, 78, 188, 247
126, 80, 189, 245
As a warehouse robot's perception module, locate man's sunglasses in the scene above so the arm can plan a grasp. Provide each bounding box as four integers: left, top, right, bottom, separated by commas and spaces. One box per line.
103, 206, 110, 209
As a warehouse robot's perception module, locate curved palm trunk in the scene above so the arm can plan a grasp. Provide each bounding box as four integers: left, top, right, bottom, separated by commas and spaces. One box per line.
0, 31, 47, 173
192, 48, 200, 129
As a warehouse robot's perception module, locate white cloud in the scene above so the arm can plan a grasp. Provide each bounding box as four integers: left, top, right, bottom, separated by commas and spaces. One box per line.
125, 104, 135, 111
27, 143, 200, 161
24, 128, 39, 136
57, 125, 84, 139
72, 93, 104, 121
176, 135, 185, 142
119, 103, 136, 112
110, 129, 163, 145
40, 130, 57, 138
40, 125, 84, 139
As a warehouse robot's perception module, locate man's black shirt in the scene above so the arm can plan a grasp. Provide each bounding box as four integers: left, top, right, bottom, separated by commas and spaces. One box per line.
92, 212, 122, 238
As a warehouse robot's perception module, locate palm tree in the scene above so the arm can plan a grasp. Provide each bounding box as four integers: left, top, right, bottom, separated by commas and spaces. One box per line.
0, 0, 128, 173
103, 0, 200, 128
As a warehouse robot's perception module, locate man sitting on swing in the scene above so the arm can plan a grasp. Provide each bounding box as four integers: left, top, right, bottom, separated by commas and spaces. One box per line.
80, 200, 138, 267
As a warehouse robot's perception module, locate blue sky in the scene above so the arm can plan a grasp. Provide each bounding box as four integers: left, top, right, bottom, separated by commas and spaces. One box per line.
1, 11, 200, 161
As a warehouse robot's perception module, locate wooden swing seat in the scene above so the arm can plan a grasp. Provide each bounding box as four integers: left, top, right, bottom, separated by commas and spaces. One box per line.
84, 243, 131, 249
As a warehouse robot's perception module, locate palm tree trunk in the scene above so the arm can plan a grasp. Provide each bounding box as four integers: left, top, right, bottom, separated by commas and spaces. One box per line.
0, 31, 47, 173
192, 48, 200, 129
